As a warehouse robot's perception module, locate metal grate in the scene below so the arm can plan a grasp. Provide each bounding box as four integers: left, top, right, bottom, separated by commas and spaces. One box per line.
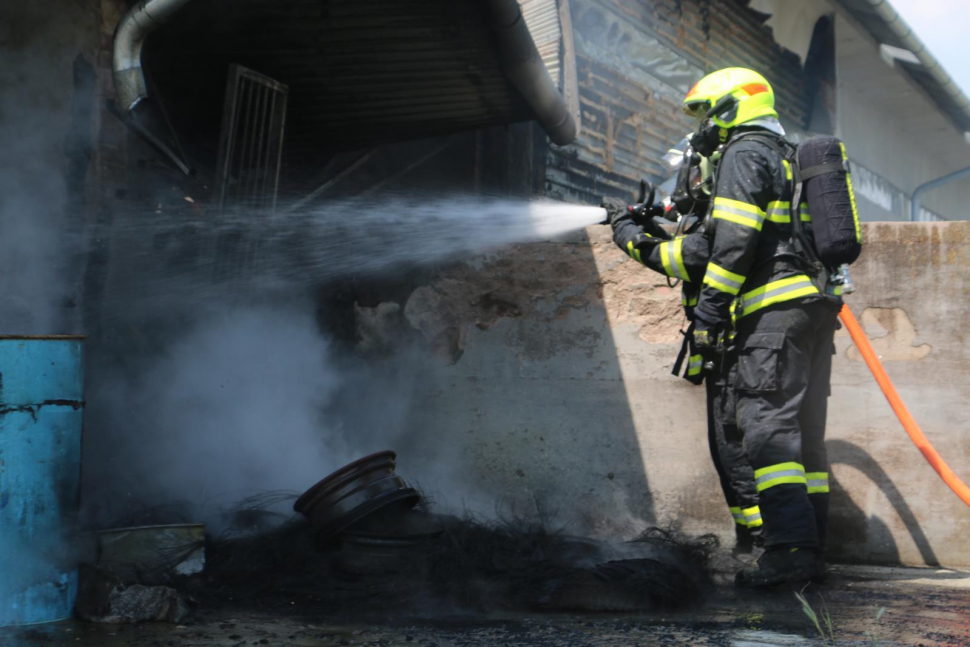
215, 64, 288, 213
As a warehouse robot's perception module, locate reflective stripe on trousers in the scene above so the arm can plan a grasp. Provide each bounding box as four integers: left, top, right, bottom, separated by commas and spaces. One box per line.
730, 506, 745, 526
754, 461, 807, 492
730, 505, 763, 528
743, 505, 763, 528
806, 471, 829, 494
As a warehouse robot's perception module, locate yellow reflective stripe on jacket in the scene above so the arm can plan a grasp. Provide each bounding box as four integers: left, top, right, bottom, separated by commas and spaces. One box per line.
754, 462, 807, 492
687, 354, 703, 377
806, 472, 830, 494
625, 240, 643, 264
730, 506, 745, 526
704, 262, 746, 296
712, 197, 765, 231
743, 505, 763, 528
766, 200, 790, 223
682, 292, 699, 307
782, 159, 793, 181
659, 237, 690, 282
765, 201, 812, 223
739, 275, 819, 317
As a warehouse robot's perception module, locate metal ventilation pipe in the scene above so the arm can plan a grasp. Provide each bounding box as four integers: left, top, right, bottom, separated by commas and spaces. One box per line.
113, 0, 193, 114
484, 0, 578, 146
909, 166, 970, 221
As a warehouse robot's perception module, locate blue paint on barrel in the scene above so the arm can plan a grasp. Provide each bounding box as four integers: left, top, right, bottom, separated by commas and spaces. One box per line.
0, 336, 84, 627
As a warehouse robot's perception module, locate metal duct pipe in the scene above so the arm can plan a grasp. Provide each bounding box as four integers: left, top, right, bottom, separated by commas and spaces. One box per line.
909, 165, 970, 221
113, 0, 193, 114
484, 0, 578, 146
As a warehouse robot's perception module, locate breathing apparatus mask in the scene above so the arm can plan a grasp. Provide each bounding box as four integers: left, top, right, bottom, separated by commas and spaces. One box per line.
661, 136, 715, 222
686, 94, 740, 157
652, 93, 740, 229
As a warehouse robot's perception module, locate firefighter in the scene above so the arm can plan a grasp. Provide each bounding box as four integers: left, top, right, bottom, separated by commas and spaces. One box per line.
604, 172, 762, 556
682, 67, 839, 586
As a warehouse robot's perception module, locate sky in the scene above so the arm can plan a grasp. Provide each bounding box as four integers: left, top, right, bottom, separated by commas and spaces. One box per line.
889, 0, 970, 98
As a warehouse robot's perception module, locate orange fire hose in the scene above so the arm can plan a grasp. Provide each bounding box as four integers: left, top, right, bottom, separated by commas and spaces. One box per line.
839, 304, 970, 507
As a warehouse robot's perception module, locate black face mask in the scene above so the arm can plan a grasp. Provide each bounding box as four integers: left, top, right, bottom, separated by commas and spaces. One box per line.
688, 94, 738, 157
689, 120, 724, 158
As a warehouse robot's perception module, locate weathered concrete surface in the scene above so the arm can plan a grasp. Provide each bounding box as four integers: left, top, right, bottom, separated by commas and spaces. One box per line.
827, 222, 970, 567
2, 566, 968, 646
387, 222, 970, 568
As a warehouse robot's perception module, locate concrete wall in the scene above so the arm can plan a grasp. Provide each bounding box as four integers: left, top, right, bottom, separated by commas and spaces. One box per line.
391, 221, 970, 568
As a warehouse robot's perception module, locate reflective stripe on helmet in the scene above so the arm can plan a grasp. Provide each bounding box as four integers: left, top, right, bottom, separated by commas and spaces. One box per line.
682, 68, 777, 128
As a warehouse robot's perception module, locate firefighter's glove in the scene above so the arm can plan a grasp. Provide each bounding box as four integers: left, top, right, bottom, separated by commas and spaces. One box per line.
601, 197, 630, 228
692, 323, 721, 363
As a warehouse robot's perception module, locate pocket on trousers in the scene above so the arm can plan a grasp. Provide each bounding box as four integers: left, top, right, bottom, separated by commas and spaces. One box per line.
736, 332, 785, 393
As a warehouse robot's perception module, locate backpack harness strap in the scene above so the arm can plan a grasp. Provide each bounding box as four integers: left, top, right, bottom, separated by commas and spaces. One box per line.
798, 160, 846, 182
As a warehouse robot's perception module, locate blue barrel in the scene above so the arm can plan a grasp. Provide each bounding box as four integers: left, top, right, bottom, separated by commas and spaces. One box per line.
0, 336, 84, 626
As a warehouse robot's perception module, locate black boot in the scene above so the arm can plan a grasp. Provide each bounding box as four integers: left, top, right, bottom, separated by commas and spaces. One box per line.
815, 551, 828, 583
732, 525, 764, 556
735, 547, 822, 588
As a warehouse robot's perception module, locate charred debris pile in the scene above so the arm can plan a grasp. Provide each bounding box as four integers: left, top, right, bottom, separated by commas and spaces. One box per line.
82, 452, 716, 622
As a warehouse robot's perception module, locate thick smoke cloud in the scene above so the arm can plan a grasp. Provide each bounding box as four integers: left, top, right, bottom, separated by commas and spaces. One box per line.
0, 5, 607, 532
78, 194, 604, 528
0, 3, 95, 334
84, 302, 366, 529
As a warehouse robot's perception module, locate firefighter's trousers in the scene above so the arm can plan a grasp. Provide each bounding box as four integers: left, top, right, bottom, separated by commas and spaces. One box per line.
706, 358, 760, 531
734, 299, 839, 550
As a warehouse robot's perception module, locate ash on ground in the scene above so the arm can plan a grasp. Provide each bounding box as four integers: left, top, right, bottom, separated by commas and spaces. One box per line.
179, 511, 717, 620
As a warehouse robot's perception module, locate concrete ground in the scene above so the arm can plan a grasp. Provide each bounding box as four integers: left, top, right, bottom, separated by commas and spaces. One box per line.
1, 565, 968, 647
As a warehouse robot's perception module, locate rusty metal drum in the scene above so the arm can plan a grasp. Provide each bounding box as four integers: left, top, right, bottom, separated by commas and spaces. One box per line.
0, 336, 85, 626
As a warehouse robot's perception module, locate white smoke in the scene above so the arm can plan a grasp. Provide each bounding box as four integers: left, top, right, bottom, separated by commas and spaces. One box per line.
0, 4, 92, 334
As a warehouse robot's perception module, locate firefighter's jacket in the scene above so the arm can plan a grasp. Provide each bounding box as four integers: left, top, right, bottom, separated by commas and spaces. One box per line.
612, 214, 710, 287
612, 213, 710, 382
694, 130, 822, 329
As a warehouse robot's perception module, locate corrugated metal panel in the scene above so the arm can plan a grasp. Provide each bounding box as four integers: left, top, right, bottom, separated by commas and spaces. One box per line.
519, 0, 562, 87
148, 0, 536, 157
546, 0, 811, 205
